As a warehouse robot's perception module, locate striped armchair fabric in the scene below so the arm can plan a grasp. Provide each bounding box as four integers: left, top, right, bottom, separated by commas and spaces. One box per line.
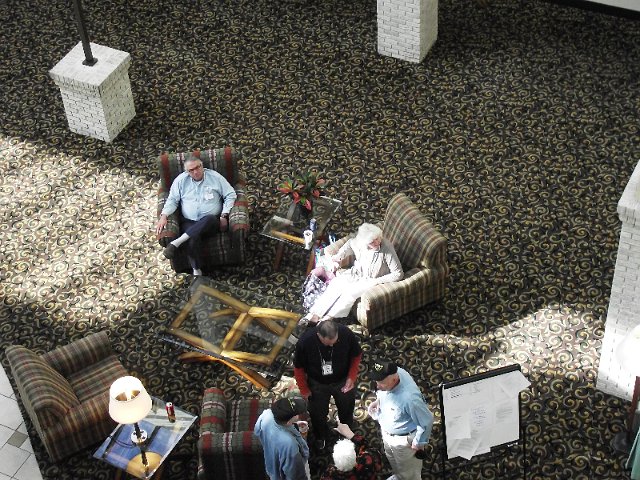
5, 331, 128, 461
156, 147, 250, 274
325, 193, 449, 333
197, 387, 270, 480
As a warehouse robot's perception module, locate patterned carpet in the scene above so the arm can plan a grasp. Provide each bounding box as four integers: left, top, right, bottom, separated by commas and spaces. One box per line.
1, 0, 639, 478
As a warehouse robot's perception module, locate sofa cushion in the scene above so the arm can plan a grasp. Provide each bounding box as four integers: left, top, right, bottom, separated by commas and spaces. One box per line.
6, 346, 80, 428
68, 355, 129, 403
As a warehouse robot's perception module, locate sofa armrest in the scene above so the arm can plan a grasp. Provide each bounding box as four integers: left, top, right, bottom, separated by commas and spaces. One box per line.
42, 331, 116, 377
229, 185, 250, 234
48, 394, 113, 439
156, 190, 180, 246
323, 235, 354, 268
6, 345, 80, 429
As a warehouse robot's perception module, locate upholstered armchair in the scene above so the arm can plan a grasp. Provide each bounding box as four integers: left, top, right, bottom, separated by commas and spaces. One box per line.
197, 387, 270, 480
324, 193, 449, 334
156, 147, 250, 274
5, 331, 128, 461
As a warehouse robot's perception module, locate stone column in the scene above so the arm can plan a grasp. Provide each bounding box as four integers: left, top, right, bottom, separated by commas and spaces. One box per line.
49, 42, 135, 142
377, 0, 437, 63
597, 160, 640, 400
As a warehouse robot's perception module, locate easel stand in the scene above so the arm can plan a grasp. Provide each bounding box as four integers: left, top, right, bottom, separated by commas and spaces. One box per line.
438, 364, 529, 480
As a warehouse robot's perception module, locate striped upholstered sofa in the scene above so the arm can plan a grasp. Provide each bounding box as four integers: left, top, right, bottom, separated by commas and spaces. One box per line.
324, 193, 449, 334
5, 331, 128, 461
156, 147, 250, 274
197, 387, 270, 480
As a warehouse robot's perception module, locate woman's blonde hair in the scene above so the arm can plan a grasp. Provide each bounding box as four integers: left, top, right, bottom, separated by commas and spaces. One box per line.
356, 223, 382, 248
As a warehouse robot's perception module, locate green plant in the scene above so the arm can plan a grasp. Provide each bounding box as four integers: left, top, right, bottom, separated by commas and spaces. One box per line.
277, 171, 326, 211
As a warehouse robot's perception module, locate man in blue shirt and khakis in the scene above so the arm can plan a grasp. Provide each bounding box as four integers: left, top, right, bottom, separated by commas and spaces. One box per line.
155, 155, 236, 276
368, 359, 434, 480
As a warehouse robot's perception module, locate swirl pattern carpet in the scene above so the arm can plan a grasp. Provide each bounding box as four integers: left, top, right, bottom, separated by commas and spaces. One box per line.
1, 0, 640, 478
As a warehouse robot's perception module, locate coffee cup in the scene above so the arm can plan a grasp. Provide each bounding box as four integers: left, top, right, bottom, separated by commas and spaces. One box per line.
303, 230, 313, 250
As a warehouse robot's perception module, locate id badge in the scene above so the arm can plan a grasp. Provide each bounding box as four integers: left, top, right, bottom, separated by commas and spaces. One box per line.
321, 361, 333, 376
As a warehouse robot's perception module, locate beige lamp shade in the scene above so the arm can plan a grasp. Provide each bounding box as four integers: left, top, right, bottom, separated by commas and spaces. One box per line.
617, 324, 640, 378
108, 376, 152, 424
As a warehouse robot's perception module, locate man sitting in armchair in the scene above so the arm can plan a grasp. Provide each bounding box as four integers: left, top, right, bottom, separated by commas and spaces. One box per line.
155, 155, 236, 276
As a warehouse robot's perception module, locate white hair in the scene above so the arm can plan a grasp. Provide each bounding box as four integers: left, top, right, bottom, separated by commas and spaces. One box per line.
332, 438, 357, 472
356, 223, 382, 247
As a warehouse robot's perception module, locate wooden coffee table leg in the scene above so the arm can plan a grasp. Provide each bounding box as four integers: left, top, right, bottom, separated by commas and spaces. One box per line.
273, 242, 285, 271
305, 247, 316, 275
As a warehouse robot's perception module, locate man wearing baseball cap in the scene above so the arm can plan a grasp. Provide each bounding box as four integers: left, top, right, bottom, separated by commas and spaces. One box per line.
254, 397, 311, 480
367, 359, 434, 480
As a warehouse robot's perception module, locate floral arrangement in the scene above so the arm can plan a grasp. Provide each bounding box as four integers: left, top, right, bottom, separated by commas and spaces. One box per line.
277, 171, 326, 211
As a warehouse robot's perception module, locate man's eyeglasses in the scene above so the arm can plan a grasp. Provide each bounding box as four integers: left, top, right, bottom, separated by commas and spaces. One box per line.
187, 164, 203, 173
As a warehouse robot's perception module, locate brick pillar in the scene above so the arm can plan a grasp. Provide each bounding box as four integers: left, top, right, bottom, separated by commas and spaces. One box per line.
377, 0, 437, 63
597, 160, 640, 400
49, 42, 135, 142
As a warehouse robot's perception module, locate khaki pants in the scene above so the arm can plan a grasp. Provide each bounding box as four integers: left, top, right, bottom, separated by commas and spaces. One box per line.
382, 430, 423, 480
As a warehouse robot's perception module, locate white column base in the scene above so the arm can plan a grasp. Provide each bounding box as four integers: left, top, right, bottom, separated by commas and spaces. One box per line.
597, 159, 640, 401
377, 0, 437, 63
49, 42, 136, 142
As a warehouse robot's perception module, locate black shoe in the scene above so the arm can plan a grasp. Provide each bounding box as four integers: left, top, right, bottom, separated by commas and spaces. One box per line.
163, 244, 177, 259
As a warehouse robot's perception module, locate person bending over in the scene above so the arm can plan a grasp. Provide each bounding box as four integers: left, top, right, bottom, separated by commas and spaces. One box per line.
320, 422, 383, 480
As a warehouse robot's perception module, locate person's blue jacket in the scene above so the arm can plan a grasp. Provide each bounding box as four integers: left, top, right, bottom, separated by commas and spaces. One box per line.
254, 409, 309, 480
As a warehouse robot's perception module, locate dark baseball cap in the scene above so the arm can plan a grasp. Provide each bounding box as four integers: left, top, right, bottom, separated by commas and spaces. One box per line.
272, 397, 307, 423
370, 359, 398, 381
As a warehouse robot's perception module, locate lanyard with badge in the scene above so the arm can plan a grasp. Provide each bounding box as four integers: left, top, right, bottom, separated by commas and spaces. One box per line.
318, 346, 333, 376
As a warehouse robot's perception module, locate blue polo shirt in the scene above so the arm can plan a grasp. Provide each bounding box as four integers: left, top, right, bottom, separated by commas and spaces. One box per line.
377, 367, 434, 446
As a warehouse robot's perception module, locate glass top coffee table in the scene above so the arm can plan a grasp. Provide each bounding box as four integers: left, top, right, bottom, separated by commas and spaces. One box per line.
94, 397, 196, 479
159, 278, 305, 390
261, 195, 342, 273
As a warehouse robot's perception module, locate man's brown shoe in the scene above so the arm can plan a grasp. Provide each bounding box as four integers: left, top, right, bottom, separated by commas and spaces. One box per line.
163, 244, 177, 259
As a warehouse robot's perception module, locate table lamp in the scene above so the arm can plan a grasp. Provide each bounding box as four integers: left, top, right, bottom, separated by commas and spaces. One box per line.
109, 376, 159, 476
613, 325, 640, 452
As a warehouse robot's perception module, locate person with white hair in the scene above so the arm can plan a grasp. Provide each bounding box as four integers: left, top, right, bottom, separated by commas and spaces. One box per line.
320, 422, 383, 480
301, 222, 403, 325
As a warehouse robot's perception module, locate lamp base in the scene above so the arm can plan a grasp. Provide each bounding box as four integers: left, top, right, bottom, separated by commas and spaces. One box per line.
127, 452, 162, 478
611, 431, 633, 453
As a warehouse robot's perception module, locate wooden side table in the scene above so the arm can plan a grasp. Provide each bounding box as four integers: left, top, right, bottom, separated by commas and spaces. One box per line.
261, 196, 342, 274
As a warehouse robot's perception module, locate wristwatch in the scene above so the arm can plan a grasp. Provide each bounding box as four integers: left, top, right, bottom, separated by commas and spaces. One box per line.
220, 213, 229, 220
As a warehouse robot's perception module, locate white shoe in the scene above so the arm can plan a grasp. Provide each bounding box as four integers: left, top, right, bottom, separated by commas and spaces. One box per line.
193, 268, 203, 276
385, 475, 399, 480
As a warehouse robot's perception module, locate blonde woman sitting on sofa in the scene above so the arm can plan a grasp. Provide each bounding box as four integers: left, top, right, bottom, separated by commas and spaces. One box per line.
301, 223, 403, 326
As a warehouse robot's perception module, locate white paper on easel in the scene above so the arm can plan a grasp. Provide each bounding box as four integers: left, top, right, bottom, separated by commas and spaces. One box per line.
498, 370, 530, 397
445, 410, 471, 439
449, 435, 482, 460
